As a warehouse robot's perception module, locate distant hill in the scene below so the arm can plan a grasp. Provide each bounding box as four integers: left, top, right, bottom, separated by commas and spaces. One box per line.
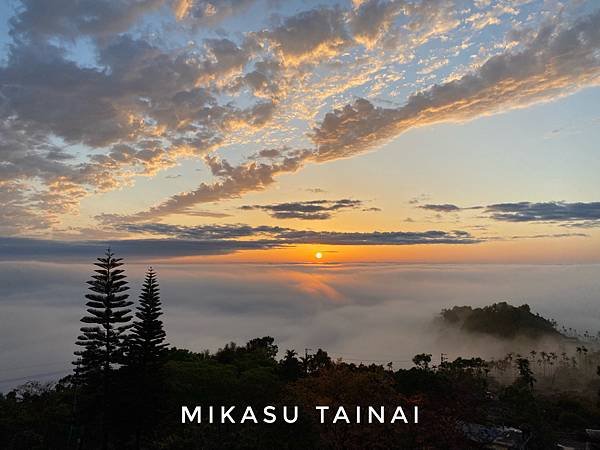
440, 302, 562, 339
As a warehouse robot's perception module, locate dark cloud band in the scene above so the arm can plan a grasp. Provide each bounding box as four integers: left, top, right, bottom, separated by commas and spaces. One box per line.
419, 204, 462, 213
0, 224, 479, 261
417, 201, 600, 226
240, 199, 368, 220
486, 202, 600, 224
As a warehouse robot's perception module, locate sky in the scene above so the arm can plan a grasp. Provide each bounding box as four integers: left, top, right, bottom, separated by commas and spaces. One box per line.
0, 0, 599, 263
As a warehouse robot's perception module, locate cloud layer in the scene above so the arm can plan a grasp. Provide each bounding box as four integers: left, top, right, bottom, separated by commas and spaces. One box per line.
415, 201, 600, 227
120, 8, 600, 221
487, 202, 600, 225
1, 0, 598, 232
419, 204, 463, 213
3, 262, 600, 391
240, 199, 372, 220
0, 224, 479, 260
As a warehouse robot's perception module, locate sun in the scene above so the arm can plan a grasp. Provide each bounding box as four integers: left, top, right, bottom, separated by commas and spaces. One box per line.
315, 252, 323, 260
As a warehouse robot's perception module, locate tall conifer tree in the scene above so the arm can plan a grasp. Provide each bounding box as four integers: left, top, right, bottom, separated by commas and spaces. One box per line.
127, 268, 168, 449
129, 267, 168, 366
74, 249, 133, 379
73, 249, 133, 449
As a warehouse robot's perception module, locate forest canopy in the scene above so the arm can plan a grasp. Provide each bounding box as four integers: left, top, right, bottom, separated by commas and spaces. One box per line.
440, 302, 562, 339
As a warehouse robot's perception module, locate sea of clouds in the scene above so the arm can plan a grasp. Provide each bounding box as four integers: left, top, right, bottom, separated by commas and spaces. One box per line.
1, 262, 600, 391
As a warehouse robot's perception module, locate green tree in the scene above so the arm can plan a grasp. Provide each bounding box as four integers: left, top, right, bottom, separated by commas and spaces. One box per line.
73, 249, 132, 449
279, 349, 304, 381
128, 267, 168, 367
412, 353, 433, 370
302, 349, 332, 374
246, 336, 278, 359
125, 267, 168, 449
516, 357, 536, 390
74, 250, 132, 378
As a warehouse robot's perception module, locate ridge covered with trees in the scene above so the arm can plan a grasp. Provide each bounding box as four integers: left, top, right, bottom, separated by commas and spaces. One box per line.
440, 302, 562, 339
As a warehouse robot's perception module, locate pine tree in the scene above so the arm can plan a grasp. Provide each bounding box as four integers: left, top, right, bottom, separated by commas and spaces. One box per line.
127, 268, 168, 448
73, 249, 133, 449
74, 249, 133, 379
129, 267, 168, 367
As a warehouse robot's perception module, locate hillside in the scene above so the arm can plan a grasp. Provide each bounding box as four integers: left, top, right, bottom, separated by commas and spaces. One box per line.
440, 302, 562, 339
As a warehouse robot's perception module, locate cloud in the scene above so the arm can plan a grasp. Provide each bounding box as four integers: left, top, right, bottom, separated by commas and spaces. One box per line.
173, 0, 258, 25
349, 0, 404, 48
418, 203, 483, 214
0, 182, 54, 233
117, 223, 479, 245
0, 31, 269, 228
10, 0, 164, 40
408, 194, 430, 205
255, 6, 351, 66
404, 0, 461, 46
417, 56, 450, 75
174, 209, 232, 218
0, 236, 278, 261
106, 150, 312, 223
3, 262, 600, 391
415, 200, 600, 228
240, 199, 368, 220
0, 224, 478, 261
117, 223, 285, 240
486, 202, 600, 225
2, 1, 600, 231
311, 11, 600, 162
419, 203, 462, 213
123, 10, 600, 221
466, 3, 519, 31
509, 233, 589, 240
270, 228, 478, 246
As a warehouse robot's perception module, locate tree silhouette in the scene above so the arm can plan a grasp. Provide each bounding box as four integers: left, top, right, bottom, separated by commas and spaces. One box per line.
128, 267, 168, 367
280, 349, 304, 381
125, 267, 169, 449
73, 249, 133, 449
74, 249, 133, 378
412, 353, 433, 370
515, 358, 536, 390
301, 349, 332, 374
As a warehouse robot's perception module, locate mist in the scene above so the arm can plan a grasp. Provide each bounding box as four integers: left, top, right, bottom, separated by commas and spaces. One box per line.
1, 261, 599, 392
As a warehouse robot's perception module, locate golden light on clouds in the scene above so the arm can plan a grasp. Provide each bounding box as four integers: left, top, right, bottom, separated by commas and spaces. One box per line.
1, 0, 598, 264
174, 0, 193, 20
161, 237, 599, 265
